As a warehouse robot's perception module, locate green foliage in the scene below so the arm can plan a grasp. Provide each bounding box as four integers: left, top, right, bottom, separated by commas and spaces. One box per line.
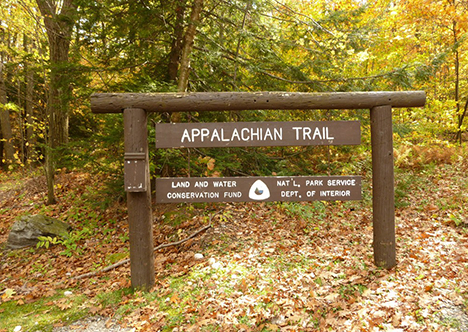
338, 283, 367, 300
36, 236, 61, 249
35, 228, 91, 257
2, 0, 468, 199
58, 228, 92, 257
280, 201, 327, 223
394, 122, 415, 138
449, 212, 465, 227
394, 170, 416, 209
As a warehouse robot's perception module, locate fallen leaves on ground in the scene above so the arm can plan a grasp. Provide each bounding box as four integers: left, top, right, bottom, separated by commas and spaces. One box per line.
0, 160, 468, 331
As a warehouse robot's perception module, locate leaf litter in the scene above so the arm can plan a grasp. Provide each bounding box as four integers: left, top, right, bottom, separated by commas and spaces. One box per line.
0, 160, 468, 331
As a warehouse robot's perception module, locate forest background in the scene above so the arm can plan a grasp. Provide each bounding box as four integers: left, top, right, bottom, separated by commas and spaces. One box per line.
1, 0, 467, 188
1, 0, 468, 331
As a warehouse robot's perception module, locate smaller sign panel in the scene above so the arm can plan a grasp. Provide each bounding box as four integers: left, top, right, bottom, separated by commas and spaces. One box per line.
156, 176, 361, 203
124, 152, 148, 192
156, 121, 360, 148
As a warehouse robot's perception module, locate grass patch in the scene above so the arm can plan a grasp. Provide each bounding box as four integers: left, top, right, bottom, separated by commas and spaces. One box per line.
0, 292, 88, 332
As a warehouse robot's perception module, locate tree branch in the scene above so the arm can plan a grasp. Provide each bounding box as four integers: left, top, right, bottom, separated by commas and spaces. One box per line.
258, 68, 400, 84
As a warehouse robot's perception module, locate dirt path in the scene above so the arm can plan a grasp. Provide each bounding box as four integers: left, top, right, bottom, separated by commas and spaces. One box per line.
52, 316, 134, 332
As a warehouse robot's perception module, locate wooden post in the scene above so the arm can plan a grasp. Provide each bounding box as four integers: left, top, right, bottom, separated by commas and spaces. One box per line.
123, 108, 155, 290
370, 105, 396, 269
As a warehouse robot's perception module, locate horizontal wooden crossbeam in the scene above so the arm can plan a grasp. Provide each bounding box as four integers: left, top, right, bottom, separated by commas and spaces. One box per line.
91, 91, 426, 113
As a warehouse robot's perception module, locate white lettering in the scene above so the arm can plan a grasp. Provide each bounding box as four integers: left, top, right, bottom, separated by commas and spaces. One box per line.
201, 128, 210, 142
274, 128, 282, 140
213, 180, 237, 188
211, 129, 221, 141
166, 191, 220, 200
224, 191, 242, 198
241, 128, 250, 141
180, 127, 286, 144
327, 179, 356, 186
313, 127, 322, 140
319, 190, 351, 197
277, 180, 290, 186
325, 127, 334, 140
303, 127, 312, 140
172, 181, 190, 188
194, 181, 209, 188
292, 127, 301, 140
251, 127, 261, 140
192, 128, 201, 142
231, 128, 241, 141
306, 191, 316, 197
221, 129, 229, 142
305, 180, 324, 186
281, 190, 299, 198
181, 129, 191, 143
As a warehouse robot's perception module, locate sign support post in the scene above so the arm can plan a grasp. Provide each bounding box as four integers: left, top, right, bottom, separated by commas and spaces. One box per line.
123, 108, 155, 290
370, 105, 396, 268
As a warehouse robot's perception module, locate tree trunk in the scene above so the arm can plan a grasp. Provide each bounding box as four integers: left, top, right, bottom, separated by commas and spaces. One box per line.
177, 0, 203, 92
35, 0, 76, 204
0, 58, 15, 166
36, 0, 76, 148
233, 1, 251, 89
452, 20, 463, 144
25, 41, 36, 164
458, 99, 468, 142
168, 0, 187, 83
171, 0, 204, 123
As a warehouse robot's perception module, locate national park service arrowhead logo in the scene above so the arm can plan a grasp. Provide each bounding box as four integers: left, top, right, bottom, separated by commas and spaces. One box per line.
248, 180, 270, 200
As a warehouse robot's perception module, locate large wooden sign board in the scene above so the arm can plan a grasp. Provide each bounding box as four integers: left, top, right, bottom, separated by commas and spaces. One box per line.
155, 121, 360, 148
91, 91, 426, 290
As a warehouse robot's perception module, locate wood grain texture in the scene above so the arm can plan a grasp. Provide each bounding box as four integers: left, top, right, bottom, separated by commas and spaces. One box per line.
123, 108, 155, 290
370, 105, 396, 269
91, 91, 426, 113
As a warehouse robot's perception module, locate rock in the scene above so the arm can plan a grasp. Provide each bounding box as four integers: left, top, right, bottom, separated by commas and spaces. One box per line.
194, 253, 204, 260
6, 214, 71, 250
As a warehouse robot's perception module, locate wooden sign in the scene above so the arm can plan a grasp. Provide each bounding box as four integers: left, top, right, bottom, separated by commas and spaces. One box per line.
91, 91, 427, 288
155, 121, 360, 148
156, 175, 361, 203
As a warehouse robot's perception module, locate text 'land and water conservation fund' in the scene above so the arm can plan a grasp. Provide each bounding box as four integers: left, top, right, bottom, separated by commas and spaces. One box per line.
156, 176, 361, 203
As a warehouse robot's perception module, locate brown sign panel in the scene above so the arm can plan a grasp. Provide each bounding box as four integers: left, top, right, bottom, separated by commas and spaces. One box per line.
155, 121, 360, 148
156, 176, 361, 203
